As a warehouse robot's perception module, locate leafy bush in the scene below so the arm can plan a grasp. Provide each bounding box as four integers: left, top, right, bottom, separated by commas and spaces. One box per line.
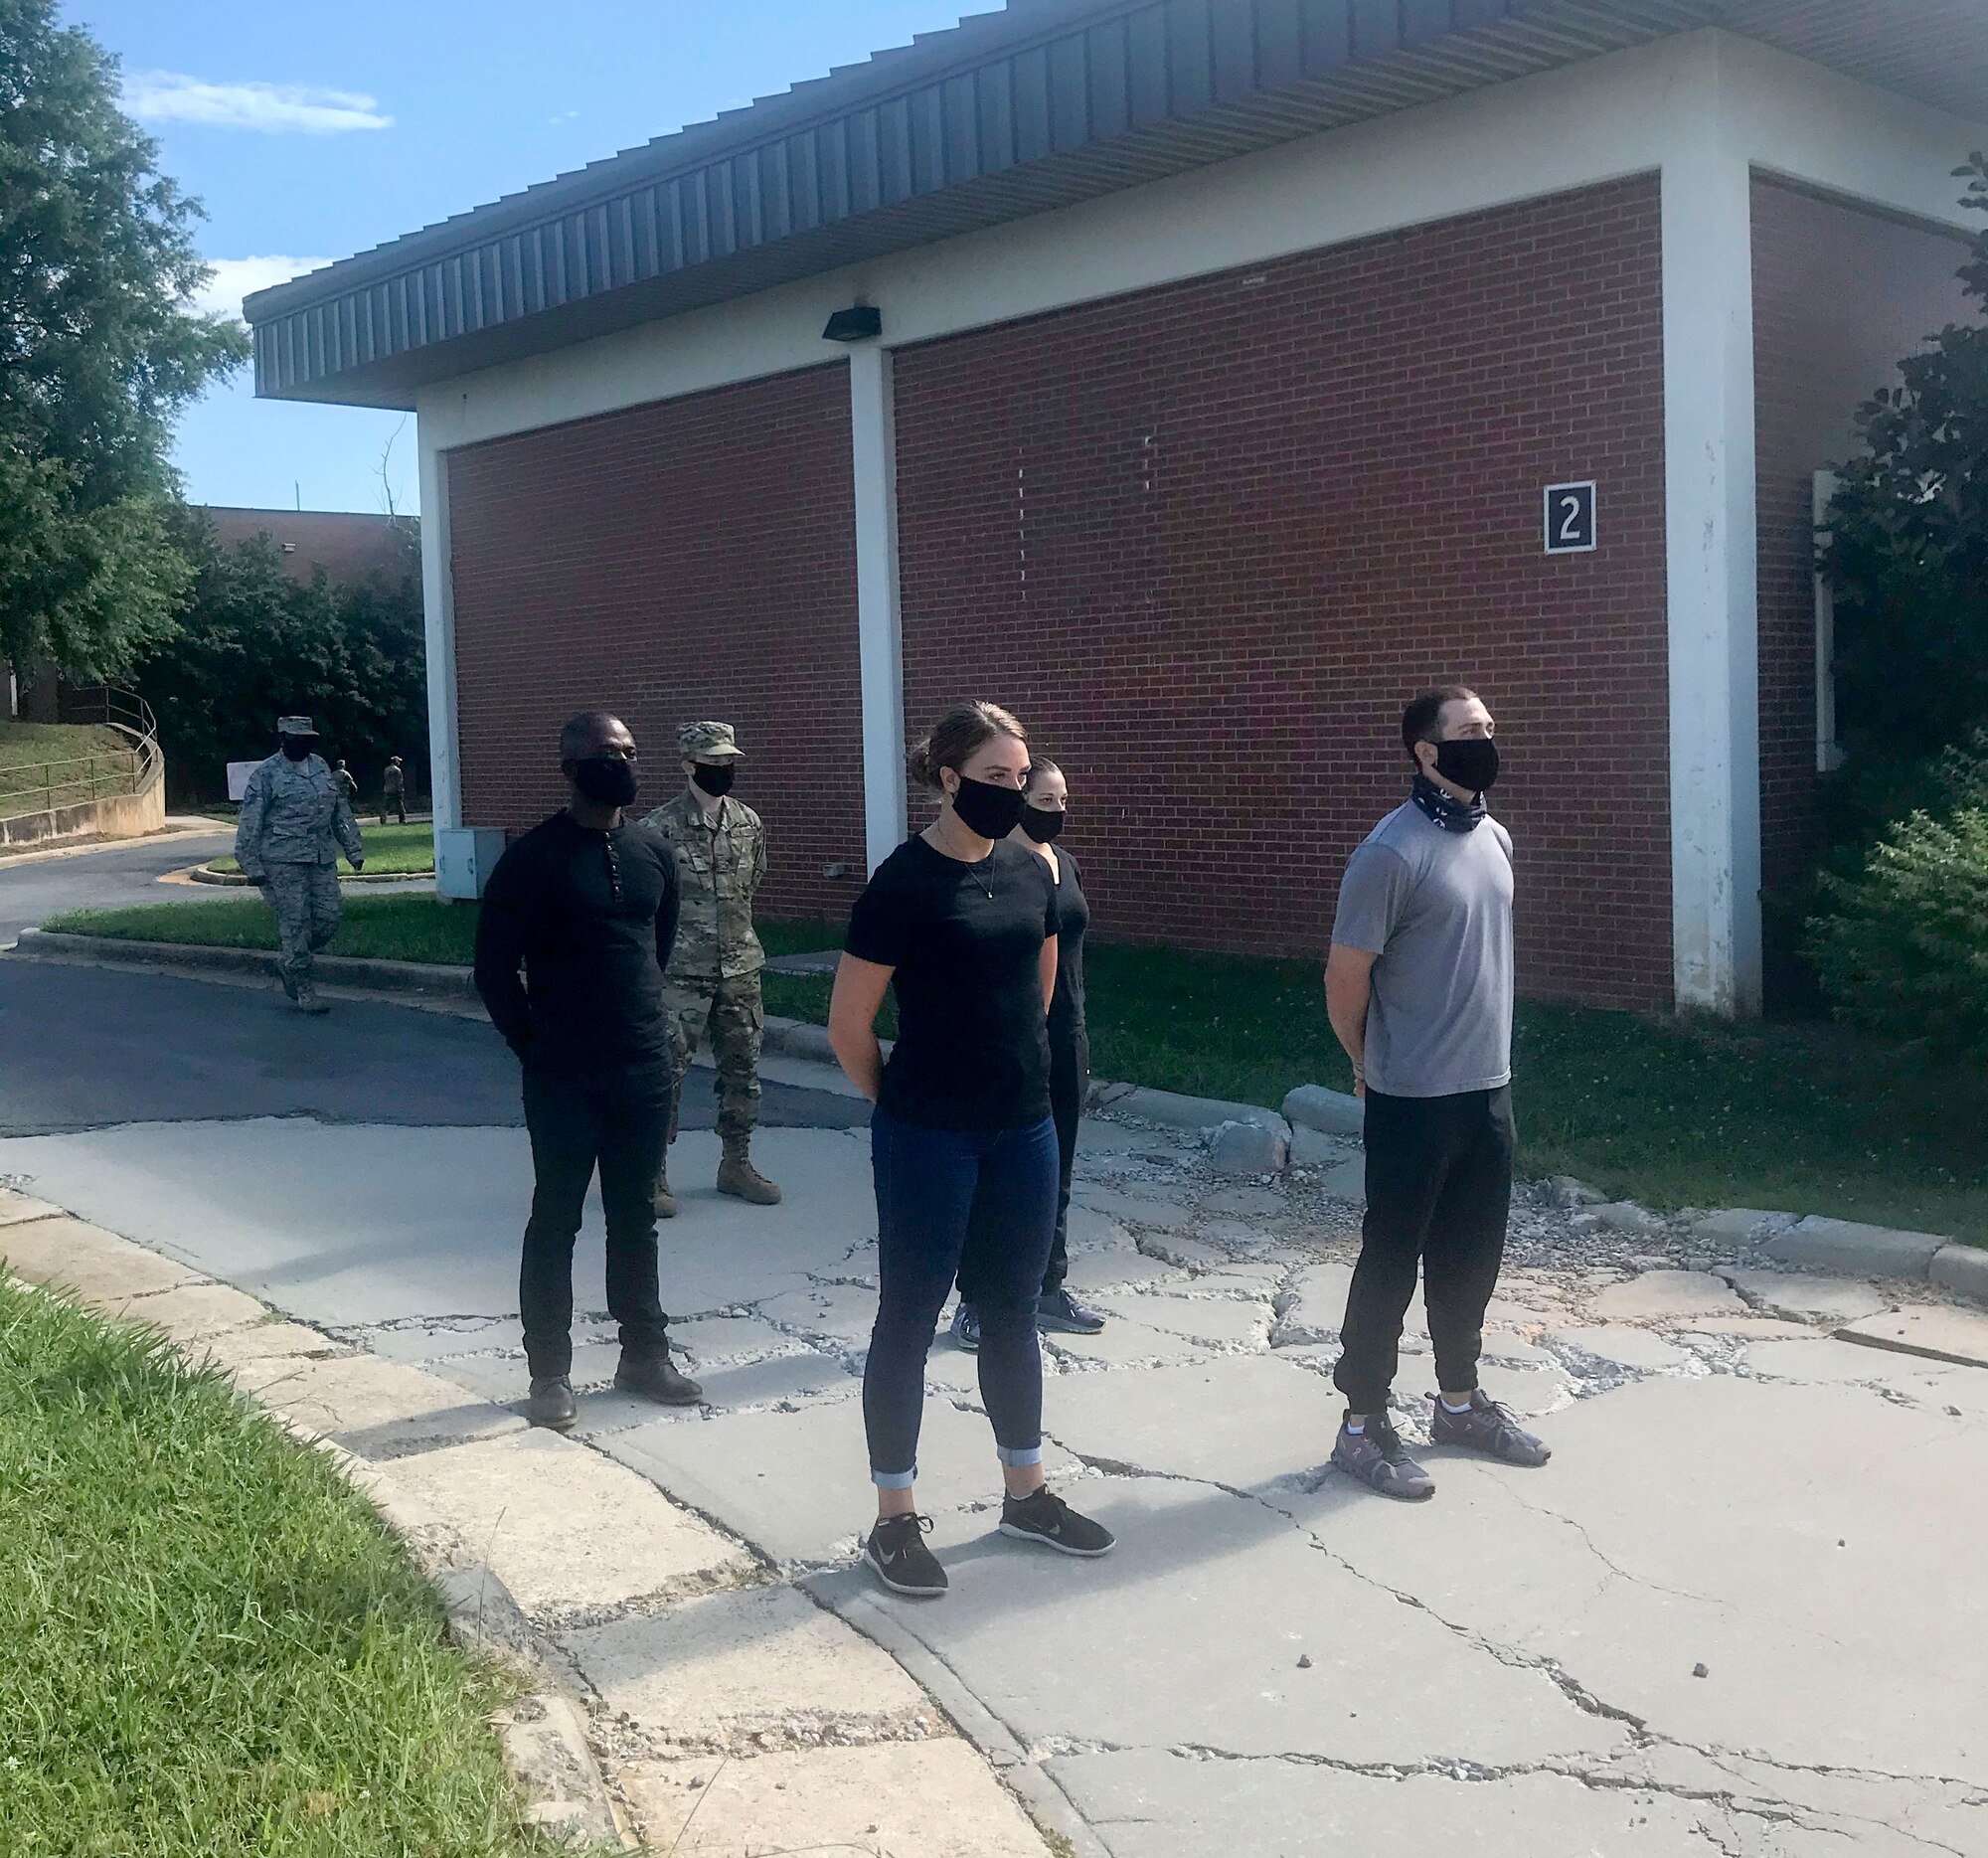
1805, 737, 1988, 1060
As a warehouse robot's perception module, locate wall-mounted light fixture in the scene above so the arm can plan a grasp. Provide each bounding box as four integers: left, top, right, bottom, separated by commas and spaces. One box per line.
821, 304, 883, 343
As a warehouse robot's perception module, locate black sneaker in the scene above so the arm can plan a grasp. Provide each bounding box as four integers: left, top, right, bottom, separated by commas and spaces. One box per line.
613, 1352, 704, 1405
949, 1302, 981, 1351
1330, 1416, 1436, 1501
1036, 1287, 1106, 1335
524, 1375, 578, 1430
998, 1486, 1116, 1557
865, 1513, 947, 1597
1429, 1390, 1552, 1466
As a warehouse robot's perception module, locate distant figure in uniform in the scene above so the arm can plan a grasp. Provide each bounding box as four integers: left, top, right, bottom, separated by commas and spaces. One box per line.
333, 760, 359, 805
644, 721, 781, 1215
381, 755, 408, 824
235, 715, 364, 1014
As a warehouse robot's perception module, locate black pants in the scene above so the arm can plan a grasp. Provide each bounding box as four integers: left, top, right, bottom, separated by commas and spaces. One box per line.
519, 1061, 673, 1377
1334, 1086, 1515, 1415
959, 1025, 1087, 1304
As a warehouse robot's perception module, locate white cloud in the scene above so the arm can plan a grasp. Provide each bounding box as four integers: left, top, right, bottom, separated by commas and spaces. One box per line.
124, 71, 392, 134
189, 256, 335, 324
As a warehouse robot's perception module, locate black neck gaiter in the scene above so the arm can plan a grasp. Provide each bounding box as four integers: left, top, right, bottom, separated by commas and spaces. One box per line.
1410, 771, 1486, 833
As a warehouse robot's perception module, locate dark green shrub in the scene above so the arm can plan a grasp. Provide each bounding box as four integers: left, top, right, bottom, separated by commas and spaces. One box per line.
1805, 738, 1988, 1059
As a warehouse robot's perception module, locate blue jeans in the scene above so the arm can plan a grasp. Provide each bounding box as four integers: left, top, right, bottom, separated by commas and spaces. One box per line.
864, 1106, 1060, 1487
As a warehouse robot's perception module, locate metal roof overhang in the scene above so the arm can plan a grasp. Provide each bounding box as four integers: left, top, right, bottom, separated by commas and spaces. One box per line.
245, 0, 1988, 410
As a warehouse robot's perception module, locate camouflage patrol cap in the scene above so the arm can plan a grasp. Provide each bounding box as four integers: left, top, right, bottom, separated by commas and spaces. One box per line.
276, 715, 318, 737
677, 721, 745, 760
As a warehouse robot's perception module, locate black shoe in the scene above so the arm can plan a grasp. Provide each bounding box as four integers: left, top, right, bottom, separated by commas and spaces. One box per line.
524, 1375, 578, 1430
1036, 1287, 1106, 1335
998, 1486, 1116, 1557
865, 1513, 947, 1598
949, 1302, 981, 1351
613, 1352, 703, 1405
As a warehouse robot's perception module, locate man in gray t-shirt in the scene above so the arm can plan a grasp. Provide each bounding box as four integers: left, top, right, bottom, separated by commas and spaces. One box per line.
1321, 686, 1552, 1501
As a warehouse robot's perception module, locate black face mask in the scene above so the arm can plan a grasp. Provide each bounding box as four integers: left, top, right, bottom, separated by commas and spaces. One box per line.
570, 757, 639, 807
690, 762, 736, 798
949, 773, 1028, 841
281, 738, 315, 761
1020, 804, 1065, 843
1432, 737, 1500, 795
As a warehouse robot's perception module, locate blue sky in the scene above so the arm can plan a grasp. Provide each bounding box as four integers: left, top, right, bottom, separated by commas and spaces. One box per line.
67, 0, 979, 515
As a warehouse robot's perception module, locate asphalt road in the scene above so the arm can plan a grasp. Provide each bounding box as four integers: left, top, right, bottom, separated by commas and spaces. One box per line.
0, 958, 870, 1136
0, 830, 233, 946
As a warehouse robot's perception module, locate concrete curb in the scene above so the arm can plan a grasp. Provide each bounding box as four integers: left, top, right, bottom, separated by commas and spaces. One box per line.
187, 865, 434, 887
11, 928, 480, 999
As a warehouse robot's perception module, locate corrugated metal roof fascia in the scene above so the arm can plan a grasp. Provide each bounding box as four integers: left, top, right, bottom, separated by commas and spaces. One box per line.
248, 0, 1609, 325
253, 3, 1692, 399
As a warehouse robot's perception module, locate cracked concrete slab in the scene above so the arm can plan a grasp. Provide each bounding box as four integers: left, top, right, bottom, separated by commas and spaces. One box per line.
1073, 1188, 1195, 1233
0, 1190, 65, 1226
373, 1429, 751, 1621
1041, 1313, 1211, 1370
1836, 1304, 1988, 1371
192, 1318, 346, 1369
601, 1395, 1077, 1568
1718, 1268, 1893, 1325
1091, 1290, 1273, 1348
1060, 1248, 1184, 1294
1587, 1270, 1747, 1323
228, 1351, 525, 1456
1050, 1749, 1741, 1857
0, 1212, 204, 1304
1281, 1377, 1988, 1784
1045, 1354, 1345, 1489
870, 1475, 1625, 1770
0, 1121, 872, 1326
617, 1739, 1051, 1856
119, 1277, 273, 1343
563, 1583, 934, 1753
1548, 1325, 1692, 1373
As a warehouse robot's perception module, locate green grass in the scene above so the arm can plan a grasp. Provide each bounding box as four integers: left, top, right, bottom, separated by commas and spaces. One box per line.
0, 1275, 577, 1857
0, 719, 138, 819
46, 898, 1988, 1240
208, 820, 436, 877
49, 894, 481, 965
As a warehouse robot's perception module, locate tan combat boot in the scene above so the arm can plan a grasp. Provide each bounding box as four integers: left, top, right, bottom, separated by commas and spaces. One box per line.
716, 1136, 781, 1205
653, 1152, 678, 1220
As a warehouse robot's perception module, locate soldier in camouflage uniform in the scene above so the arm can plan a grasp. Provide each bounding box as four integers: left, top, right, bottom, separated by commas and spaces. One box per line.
644, 721, 780, 1213
235, 715, 365, 1014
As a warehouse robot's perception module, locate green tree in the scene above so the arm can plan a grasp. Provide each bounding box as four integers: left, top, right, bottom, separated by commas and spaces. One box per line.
133, 514, 427, 804
1823, 153, 1988, 771
0, 0, 245, 679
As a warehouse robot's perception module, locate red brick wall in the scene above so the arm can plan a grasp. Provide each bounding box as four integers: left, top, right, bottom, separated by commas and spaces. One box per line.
1750, 179, 1966, 1002
894, 178, 1671, 1008
446, 365, 864, 923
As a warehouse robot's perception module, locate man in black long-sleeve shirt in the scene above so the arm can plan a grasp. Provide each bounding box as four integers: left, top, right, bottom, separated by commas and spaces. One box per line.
474, 711, 703, 1429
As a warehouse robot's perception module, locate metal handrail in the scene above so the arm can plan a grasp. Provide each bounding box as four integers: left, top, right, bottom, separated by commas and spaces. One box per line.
1, 686, 163, 823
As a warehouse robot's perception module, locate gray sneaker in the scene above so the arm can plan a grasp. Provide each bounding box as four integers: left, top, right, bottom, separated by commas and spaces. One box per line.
1429, 1391, 1552, 1466
1330, 1417, 1435, 1501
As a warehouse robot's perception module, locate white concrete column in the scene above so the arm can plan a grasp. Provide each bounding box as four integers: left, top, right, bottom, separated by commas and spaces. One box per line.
848, 345, 908, 870
414, 424, 462, 832
1661, 81, 1762, 1017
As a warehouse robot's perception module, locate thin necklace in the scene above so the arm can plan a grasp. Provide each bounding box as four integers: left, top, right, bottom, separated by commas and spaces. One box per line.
927, 820, 997, 899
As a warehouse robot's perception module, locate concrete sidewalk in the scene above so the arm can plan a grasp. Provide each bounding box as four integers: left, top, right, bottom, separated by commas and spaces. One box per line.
4, 1090, 1986, 1854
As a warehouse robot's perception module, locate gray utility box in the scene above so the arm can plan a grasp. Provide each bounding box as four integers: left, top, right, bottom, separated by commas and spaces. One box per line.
434, 827, 507, 901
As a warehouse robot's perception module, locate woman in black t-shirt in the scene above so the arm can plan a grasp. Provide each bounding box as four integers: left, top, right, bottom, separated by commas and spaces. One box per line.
952, 758, 1108, 1350
829, 701, 1117, 1598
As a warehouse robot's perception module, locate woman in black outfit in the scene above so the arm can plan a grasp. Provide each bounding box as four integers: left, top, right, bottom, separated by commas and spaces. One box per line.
952, 759, 1108, 1350
829, 702, 1116, 1599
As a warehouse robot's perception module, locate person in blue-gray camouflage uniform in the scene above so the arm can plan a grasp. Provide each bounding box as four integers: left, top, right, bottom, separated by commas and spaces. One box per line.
235, 715, 364, 1014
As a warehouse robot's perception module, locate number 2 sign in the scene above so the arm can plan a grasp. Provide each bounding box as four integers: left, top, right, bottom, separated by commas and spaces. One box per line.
1544, 481, 1597, 554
